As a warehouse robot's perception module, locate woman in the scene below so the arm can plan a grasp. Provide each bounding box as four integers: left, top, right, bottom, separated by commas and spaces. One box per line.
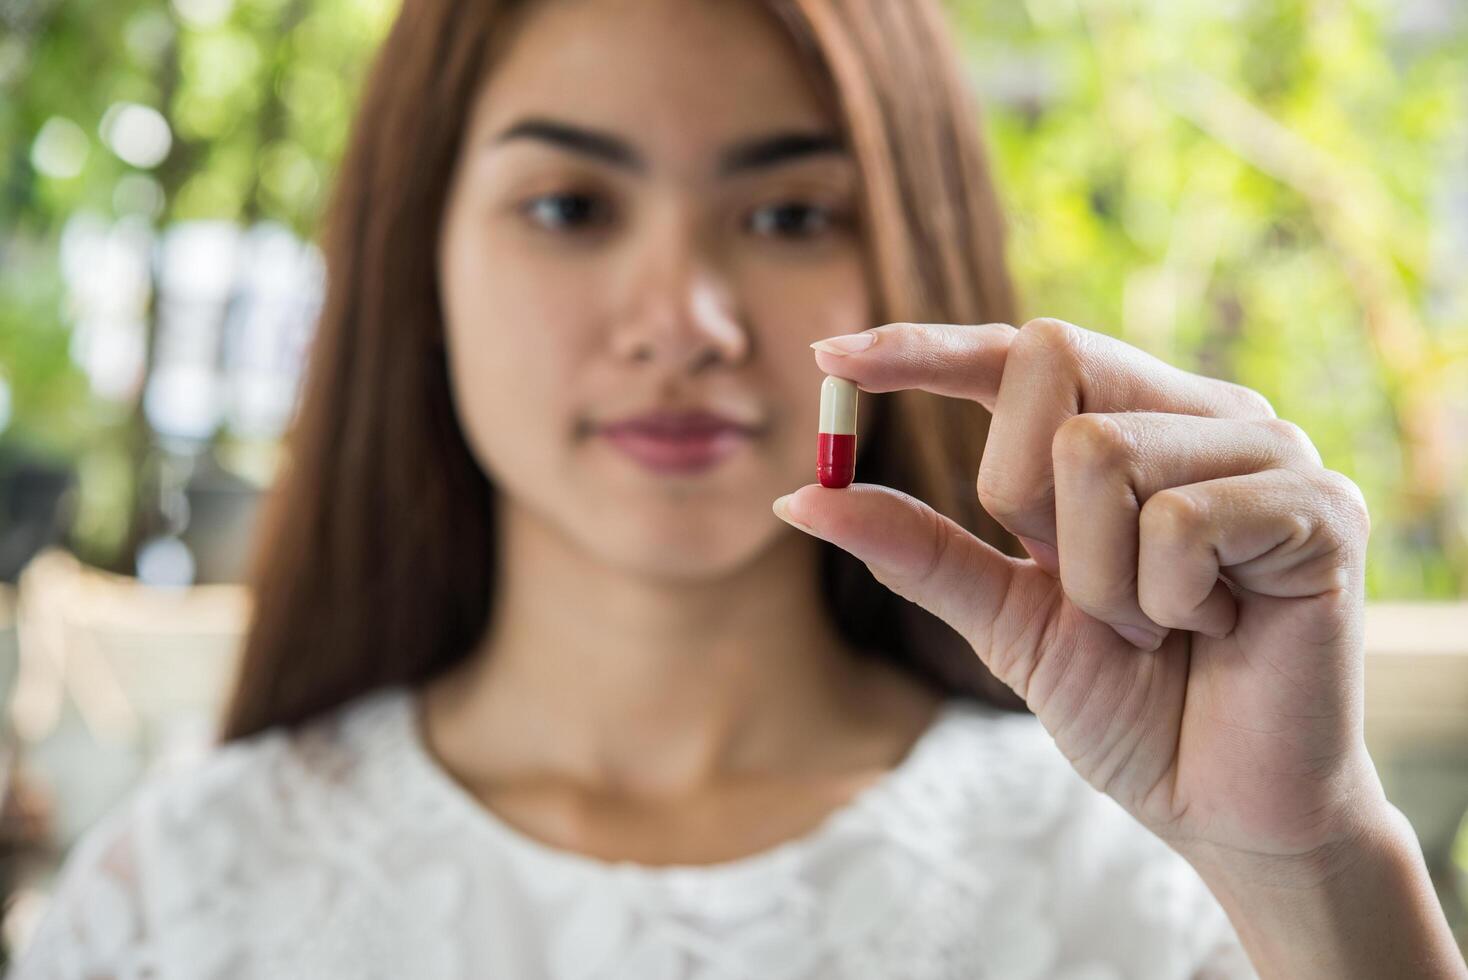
15, 0, 1465, 977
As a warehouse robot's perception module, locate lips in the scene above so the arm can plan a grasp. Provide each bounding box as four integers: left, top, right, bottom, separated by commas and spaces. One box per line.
597, 410, 758, 474
600, 410, 756, 437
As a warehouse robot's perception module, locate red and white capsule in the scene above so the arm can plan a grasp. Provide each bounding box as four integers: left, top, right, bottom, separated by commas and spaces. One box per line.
817, 375, 858, 488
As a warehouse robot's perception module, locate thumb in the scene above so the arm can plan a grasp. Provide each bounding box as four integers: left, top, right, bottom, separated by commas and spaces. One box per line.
773, 484, 1020, 670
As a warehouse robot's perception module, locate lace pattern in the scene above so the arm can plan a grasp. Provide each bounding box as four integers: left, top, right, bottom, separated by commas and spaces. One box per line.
10, 687, 1256, 980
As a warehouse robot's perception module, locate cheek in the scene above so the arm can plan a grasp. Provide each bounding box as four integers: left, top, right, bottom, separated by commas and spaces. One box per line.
438, 222, 583, 482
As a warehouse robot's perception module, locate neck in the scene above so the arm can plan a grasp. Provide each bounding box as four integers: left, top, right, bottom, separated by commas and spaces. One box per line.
422, 493, 892, 798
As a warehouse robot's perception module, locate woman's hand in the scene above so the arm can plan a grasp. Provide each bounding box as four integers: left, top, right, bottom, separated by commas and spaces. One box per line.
779, 318, 1389, 870
776, 318, 1468, 977
774, 319, 1468, 976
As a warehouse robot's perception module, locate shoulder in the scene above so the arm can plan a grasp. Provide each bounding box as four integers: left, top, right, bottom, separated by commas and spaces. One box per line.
11, 687, 412, 978
124, 685, 407, 843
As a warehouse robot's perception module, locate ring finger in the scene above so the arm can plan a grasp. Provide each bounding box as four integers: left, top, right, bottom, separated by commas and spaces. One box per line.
1051, 411, 1323, 648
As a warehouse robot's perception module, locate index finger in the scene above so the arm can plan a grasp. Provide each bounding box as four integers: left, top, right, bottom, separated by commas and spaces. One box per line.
810, 318, 1278, 556
811, 319, 1274, 420
811, 322, 1015, 407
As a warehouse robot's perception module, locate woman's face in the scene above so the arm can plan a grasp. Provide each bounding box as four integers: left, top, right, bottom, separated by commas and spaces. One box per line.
438, 0, 872, 580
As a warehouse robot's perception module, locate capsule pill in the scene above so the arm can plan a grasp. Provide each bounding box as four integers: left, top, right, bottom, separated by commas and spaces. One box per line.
817, 375, 857, 488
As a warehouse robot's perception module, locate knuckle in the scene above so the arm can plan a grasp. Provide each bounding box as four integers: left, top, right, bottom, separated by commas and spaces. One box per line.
1223, 382, 1277, 419
922, 508, 956, 588
1053, 413, 1135, 473
875, 321, 917, 336
1016, 317, 1085, 360
975, 464, 1037, 524
1322, 469, 1372, 539
1280, 508, 1317, 551
881, 503, 954, 596
1257, 417, 1322, 466
872, 321, 922, 350
1014, 319, 1092, 380
1140, 488, 1209, 541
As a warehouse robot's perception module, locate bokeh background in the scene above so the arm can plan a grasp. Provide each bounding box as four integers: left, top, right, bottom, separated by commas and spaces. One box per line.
1, 0, 1466, 965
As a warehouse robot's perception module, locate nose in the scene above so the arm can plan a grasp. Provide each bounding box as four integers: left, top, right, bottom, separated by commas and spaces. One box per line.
608, 216, 750, 374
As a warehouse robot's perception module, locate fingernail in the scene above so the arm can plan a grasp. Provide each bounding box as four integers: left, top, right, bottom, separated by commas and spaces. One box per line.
772, 494, 814, 532
810, 332, 877, 355
1114, 623, 1167, 651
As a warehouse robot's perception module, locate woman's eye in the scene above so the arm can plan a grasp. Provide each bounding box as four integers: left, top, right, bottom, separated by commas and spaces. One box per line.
521, 192, 608, 232
748, 201, 843, 240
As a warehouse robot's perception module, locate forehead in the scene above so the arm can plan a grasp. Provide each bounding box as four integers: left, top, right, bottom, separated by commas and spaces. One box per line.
468, 0, 837, 168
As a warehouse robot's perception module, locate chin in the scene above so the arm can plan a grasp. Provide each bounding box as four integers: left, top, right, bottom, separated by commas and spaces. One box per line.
577, 507, 781, 584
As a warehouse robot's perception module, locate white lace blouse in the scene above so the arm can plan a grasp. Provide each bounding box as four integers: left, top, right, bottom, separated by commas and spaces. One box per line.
12, 686, 1257, 979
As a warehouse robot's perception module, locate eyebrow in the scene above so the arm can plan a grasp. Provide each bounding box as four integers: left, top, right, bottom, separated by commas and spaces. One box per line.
487, 117, 848, 176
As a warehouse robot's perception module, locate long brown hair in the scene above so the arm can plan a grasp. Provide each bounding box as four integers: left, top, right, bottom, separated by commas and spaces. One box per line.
222, 0, 1026, 741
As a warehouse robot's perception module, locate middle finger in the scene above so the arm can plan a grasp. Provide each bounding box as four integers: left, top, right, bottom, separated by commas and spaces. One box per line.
977, 318, 1277, 553
1052, 410, 1322, 648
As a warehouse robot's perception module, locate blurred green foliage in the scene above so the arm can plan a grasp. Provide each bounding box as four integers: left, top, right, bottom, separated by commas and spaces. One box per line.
0, 0, 1464, 595
956, 0, 1468, 598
